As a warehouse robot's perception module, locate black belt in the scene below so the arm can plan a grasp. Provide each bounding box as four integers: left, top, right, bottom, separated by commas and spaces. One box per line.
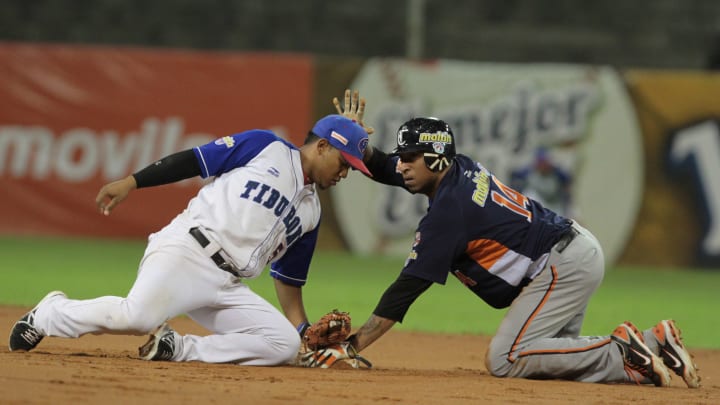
554, 227, 579, 254
189, 227, 239, 277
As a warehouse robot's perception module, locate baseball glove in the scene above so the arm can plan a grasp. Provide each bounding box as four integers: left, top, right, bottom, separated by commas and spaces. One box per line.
303, 309, 352, 350
298, 341, 373, 369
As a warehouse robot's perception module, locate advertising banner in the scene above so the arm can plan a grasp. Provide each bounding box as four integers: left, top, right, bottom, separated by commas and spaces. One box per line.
0, 43, 312, 237
621, 71, 720, 267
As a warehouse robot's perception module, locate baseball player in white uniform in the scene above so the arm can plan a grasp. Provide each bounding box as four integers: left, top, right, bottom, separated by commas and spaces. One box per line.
8, 106, 372, 365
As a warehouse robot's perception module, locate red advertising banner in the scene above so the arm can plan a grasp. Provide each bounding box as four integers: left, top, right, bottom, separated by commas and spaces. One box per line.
0, 43, 313, 238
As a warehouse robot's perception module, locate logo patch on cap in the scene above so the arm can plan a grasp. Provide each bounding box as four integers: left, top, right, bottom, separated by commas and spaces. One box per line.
358, 138, 368, 154
331, 131, 349, 146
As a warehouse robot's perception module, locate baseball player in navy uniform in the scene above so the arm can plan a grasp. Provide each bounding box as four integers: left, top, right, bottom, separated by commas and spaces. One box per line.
327, 114, 700, 387
8, 108, 371, 366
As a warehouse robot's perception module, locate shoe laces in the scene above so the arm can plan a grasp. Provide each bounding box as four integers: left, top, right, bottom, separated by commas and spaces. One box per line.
19, 312, 42, 346
156, 332, 176, 361
20, 326, 42, 346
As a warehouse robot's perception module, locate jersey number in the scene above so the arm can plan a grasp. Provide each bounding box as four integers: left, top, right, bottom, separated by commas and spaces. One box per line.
491, 176, 532, 222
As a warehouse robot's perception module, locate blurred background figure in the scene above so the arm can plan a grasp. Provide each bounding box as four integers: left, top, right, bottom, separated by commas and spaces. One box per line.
511, 147, 574, 218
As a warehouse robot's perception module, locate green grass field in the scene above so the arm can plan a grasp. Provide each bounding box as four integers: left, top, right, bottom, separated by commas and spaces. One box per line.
1, 235, 718, 349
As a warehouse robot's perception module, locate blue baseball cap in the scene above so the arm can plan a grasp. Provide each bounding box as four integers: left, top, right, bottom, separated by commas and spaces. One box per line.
311, 114, 371, 176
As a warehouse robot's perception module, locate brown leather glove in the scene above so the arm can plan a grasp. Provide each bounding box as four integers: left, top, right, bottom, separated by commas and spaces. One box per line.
303, 309, 352, 350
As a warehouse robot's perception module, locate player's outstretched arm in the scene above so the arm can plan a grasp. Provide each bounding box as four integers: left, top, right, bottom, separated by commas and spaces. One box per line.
96, 149, 202, 216
347, 313, 396, 352
347, 273, 431, 352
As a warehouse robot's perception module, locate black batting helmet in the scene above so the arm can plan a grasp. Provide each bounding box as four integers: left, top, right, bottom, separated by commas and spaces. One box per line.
393, 117, 456, 172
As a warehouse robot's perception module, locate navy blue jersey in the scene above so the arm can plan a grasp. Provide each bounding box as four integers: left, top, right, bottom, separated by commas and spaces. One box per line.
368, 152, 571, 308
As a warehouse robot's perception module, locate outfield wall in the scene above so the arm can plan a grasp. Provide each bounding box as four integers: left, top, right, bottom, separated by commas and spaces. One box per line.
1, 43, 718, 268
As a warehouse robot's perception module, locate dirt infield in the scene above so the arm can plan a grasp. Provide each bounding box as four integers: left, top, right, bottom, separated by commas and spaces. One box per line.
1, 306, 718, 404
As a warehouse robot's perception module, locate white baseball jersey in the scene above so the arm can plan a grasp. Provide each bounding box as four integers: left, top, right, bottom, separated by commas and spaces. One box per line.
30, 129, 318, 366
170, 130, 321, 283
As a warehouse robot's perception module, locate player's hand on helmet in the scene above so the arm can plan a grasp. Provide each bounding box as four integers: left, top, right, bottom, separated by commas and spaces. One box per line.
95, 175, 137, 216
333, 89, 374, 135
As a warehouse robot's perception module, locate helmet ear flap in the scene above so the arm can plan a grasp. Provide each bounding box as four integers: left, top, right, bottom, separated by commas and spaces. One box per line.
424, 153, 451, 172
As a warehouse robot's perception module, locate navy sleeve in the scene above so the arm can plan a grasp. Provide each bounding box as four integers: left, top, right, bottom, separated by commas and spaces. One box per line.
401, 198, 467, 284
373, 273, 433, 322
365, 147, 406, 188
269, 225, 319, 287
193, 130, 295, 178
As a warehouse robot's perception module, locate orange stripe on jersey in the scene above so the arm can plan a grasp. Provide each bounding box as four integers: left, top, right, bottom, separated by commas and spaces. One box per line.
516, 338, 613, 358
466, 239, 509, 270
507, 265, 558, 363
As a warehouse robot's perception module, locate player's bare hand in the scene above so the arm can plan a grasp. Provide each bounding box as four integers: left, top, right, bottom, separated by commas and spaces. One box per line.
95, 175, 137, 216
333, 89, 374, 135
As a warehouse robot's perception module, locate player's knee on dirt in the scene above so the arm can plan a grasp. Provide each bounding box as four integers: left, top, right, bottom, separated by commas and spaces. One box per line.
485, 338, 513, 377
259, 330, 302, 365
279, 335, 302, 365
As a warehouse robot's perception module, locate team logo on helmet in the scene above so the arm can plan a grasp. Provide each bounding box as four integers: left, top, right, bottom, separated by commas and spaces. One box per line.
397, 126, 408, 146
432, 142, 445, 154
419, 131, 452, 144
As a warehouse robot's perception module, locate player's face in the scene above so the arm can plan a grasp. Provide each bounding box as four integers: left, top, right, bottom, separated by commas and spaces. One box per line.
396, 151, 437, 196
315, 145, 351, 190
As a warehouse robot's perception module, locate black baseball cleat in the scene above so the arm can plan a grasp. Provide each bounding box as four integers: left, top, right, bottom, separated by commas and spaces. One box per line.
9, 291, 67, 352
138, 323, 177, 361
652, 320, 701, 388
612, 321, 671, 387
